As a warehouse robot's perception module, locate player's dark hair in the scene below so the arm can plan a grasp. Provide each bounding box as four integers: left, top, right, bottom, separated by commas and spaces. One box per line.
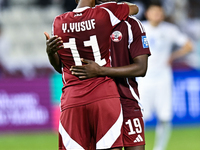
147, 0, 163, 9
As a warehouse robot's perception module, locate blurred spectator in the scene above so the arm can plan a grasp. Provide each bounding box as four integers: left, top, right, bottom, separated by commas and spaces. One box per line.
35, 0, 52, 7
0, 0, 9, 11
178, 0, 200, 70
188, 0, 200, 18
0, 22, 11, 77
137, 2, 193, 150
161, 0, 188, 26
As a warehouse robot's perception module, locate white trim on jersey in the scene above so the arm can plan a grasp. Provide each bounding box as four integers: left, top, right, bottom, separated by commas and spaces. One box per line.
126, 78, 144, 113
124, 21, 133, 49
59, 122, 84, 150
97, 2, 116, 6
73, 6, 90, 13
129, 16, 145, 33
138, 101, 144, 115
101, 7, 121, 27
96, 106, 123, 149
124, 16, 147, 49
52, 18, 55, 36
51, 23, 54, 36
52, 15, 60, 36
126, 78, 140, 101
62, 67, 66, 84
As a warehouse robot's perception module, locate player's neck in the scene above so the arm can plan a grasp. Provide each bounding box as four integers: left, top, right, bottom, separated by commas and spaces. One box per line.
76, 0, 95, 8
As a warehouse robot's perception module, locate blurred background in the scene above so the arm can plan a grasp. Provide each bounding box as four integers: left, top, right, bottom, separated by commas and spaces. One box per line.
0, 0, 199, 150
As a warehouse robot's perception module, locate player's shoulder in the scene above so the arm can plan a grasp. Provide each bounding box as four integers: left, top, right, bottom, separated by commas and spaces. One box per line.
126, 16, 146, 32
95, 1, 117, 7
95, 1, 128, 10
127, 16, 143, 24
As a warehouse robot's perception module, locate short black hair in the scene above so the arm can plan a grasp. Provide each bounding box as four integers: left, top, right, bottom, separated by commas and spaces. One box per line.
147, 0, 163, 9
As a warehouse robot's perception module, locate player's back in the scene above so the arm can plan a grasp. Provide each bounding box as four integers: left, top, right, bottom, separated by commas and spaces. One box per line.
52, 2, 129, 110
54, 7, 111, 70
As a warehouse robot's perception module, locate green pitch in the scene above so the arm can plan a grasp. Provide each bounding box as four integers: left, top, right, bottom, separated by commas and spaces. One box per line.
145, 126, 200, 150
0, 126, 199, 150
0, 131, 58, 150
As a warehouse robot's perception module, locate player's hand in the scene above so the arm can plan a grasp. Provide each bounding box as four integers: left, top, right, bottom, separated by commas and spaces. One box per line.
70, 58, 101, 79
44, 32, 64, 55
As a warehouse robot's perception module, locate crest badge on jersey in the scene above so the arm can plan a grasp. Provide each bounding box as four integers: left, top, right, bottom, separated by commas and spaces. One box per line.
111, 31, 122, 42
141, 36, 149, 48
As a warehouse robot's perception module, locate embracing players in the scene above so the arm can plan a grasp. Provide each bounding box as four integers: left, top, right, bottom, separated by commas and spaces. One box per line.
44, 0, 139, 150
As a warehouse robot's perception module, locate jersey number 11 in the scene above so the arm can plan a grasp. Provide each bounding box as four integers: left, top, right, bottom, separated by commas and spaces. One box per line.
63, 35, 106, 66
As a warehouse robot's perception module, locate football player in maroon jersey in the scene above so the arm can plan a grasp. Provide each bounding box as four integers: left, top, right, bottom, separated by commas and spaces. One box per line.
69, 1, 151, 150
44, 0, 139, 150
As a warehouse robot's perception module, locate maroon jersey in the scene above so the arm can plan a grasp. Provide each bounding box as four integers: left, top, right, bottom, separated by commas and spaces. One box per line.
52, 2, 129, 110
110, 16, 151, 118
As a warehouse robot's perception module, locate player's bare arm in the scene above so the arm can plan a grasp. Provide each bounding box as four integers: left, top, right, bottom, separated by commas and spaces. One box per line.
70, 54, 148, 79
44, 32, 63, 73
123, 2, 139, 15
168, 40, 193, 64
97, 0, 139, 15
77, 0, 139, 15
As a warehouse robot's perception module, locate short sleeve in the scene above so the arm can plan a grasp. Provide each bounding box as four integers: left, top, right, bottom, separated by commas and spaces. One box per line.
97, 2, 129, 22
128, 17, 151, 59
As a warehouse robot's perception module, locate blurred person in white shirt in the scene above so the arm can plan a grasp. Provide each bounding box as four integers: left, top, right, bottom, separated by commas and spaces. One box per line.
137, 1, 193, 150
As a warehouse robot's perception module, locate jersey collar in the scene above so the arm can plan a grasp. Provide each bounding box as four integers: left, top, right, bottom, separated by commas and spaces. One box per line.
73, 7, 90, 13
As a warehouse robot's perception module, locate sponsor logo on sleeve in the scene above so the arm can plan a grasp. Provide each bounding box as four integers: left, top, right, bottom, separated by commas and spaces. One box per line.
141, 36, 149, 48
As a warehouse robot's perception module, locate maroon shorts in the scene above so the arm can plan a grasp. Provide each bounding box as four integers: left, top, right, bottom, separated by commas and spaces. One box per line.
59, 98, 123, 150
123, 117, 145, 147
